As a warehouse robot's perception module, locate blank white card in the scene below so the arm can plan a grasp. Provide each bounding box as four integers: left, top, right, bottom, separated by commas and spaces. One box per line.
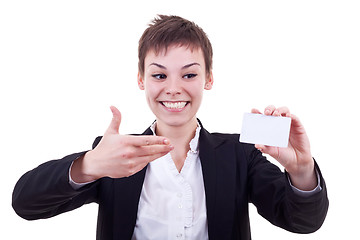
239, 113, 291, 148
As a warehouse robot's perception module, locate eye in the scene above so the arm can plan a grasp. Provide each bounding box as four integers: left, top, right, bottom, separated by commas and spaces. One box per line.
183, 73, 197, 79
151, 74, 167, 80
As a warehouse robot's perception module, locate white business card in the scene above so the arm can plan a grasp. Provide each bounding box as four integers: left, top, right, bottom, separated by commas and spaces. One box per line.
239, 113, 291, 148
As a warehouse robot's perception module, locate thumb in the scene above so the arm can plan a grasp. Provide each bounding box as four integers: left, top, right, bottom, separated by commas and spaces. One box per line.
105, 106, 122, 134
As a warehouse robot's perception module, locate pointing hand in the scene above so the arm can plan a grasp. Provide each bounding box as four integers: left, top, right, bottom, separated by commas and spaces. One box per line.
71, 106, 173, 182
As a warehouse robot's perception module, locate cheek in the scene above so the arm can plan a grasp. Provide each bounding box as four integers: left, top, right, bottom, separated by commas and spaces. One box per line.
144, 83, 161, 101
188, 82, 205, 98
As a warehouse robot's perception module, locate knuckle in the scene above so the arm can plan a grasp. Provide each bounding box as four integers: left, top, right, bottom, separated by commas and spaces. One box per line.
121, 147, 135, 159
125, 160, 138, 177
124, 160, 135, 177
120, 152, 130, 159
127, 159, 135, 169
118, 136, 127, 145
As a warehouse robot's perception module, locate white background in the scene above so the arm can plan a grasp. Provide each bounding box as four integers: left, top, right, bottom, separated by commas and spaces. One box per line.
1, 0, 359, 239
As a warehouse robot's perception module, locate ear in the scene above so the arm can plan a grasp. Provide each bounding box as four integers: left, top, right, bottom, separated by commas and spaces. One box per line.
137, 72, 145, 90
204, 71, 214, 90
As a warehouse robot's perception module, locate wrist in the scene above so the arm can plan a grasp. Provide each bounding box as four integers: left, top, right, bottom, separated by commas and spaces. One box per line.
70, 151, 100, 183
287, 160, 317, 191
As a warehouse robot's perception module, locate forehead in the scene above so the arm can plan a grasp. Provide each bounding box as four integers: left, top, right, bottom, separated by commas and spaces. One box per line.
144, 45, 205, 69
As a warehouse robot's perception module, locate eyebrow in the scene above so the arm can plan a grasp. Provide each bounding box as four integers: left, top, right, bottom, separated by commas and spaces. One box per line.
182, 63, 200, 69
148, 62, 200, 70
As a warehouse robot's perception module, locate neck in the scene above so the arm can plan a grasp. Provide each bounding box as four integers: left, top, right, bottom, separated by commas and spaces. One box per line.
155, 118, 198, 172
155, 118, 198, 147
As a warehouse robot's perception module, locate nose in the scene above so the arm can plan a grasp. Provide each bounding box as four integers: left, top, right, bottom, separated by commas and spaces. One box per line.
165, 78, 182, 95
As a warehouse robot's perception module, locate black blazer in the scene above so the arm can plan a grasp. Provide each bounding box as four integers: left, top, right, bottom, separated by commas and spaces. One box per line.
12, 124, 329, 240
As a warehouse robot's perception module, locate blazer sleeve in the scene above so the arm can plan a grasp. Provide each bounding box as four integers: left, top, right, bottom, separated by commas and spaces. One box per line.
12, 137, 103, 220
244, 144, 329, 233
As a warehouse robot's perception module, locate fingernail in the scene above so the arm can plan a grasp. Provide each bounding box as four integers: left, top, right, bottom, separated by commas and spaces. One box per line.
164, 139, 169, 144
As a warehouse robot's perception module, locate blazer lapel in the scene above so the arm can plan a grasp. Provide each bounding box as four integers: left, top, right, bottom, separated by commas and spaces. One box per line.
112, 168, 147, 239
199, 127, 221, 224
199, 127, 238, 239
112, 127, 153, 239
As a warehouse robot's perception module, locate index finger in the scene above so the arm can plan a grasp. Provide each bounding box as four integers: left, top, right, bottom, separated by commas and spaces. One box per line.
126, 135, 170, 147
274, 106, 290, 117
264, 105, 276, 115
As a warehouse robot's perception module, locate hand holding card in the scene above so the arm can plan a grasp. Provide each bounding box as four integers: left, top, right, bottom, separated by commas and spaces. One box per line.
240, 106, 317, 191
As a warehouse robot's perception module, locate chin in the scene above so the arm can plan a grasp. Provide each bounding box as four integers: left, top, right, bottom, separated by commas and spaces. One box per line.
156, 115, 197, 128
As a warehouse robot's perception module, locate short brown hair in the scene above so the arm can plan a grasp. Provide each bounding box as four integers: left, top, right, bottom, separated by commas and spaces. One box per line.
138, 15, 213, 77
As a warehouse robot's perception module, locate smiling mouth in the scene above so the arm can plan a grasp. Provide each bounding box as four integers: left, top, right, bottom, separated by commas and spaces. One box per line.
160, 101, 189, 109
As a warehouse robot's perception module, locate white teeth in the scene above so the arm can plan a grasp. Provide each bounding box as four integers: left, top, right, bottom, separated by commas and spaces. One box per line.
162, 101, 187, 109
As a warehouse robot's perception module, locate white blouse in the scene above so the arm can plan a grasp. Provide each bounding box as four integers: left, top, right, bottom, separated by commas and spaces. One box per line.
131, 123, 208, 240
